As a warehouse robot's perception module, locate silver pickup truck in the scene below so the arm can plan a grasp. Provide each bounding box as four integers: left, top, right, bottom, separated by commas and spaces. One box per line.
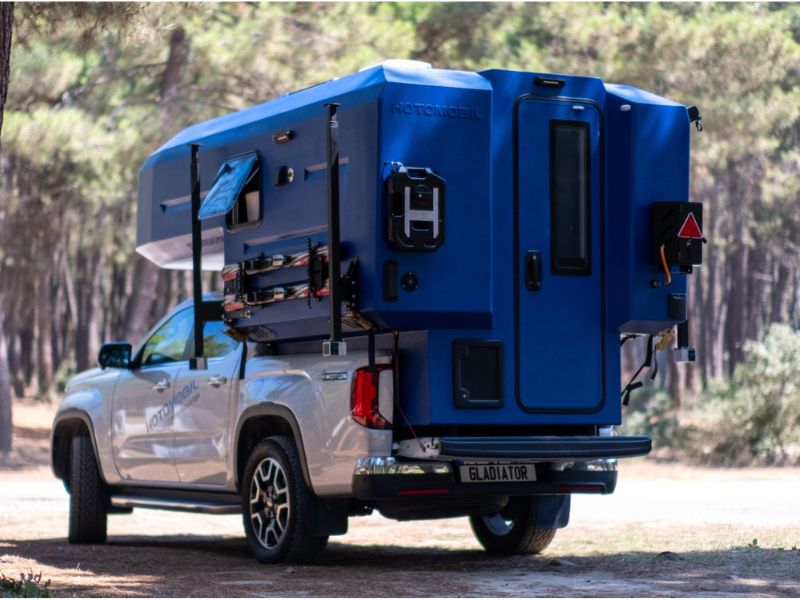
51, 293, 649, 564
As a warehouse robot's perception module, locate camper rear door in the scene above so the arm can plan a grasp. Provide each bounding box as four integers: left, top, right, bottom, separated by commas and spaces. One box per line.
515, 98, 604, 413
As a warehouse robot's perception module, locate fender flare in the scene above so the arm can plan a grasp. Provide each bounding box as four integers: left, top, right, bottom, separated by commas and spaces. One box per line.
233, 403, 314, 492
50, 408, 106, 485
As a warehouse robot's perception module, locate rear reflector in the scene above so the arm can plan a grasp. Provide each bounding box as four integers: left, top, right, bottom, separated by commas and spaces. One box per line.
557, 484, 606, 494
396, 488, 449, 496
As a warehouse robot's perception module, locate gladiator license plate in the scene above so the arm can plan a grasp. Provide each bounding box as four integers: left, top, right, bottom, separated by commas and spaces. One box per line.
459, 463, 537, 484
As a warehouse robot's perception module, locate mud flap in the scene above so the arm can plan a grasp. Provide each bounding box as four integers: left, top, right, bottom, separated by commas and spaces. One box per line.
531, 494, 571, 529
309, 497, 349, 536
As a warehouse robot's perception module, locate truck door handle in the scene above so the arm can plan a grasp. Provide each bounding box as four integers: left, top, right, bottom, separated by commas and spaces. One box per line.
207, 374, 228, 388
153, 379, 170, 392
525, 251, 542, 291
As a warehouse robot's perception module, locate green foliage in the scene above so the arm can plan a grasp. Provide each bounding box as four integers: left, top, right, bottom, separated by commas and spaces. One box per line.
687, 324, 800, 465
53, 358, 77, 394
620, 388, 686, 450
0, 572, 55, 598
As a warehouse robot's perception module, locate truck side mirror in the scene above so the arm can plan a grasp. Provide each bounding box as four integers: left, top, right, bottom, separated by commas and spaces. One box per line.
98, 343, 132, 369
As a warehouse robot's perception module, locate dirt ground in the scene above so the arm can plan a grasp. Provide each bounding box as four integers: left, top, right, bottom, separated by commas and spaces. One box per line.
1, 400, 799, 597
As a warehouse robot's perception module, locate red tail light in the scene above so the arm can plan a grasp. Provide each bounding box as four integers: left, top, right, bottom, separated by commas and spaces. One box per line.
351, 366, 392, 429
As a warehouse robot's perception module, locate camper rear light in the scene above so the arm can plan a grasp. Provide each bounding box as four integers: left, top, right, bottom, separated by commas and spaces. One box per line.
351, 366, 392, 429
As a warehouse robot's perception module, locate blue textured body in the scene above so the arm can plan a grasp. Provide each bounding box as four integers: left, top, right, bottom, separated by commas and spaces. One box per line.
137, 62, 693, 428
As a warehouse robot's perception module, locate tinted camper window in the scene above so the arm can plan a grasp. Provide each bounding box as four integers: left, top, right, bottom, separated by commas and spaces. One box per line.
227, 158, 261, 230
197, 152, 261, 230
550, 121, 590, 274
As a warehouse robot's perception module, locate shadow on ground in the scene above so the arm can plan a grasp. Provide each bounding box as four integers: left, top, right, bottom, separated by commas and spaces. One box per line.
0, 426, 51, 472
2, 535, 798, 597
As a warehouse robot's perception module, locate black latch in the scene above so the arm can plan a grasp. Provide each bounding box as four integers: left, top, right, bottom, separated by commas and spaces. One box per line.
386, 164, 445, 251
687, 105, 703, 132
272, 165, 294, 186
525, 251, 543, 291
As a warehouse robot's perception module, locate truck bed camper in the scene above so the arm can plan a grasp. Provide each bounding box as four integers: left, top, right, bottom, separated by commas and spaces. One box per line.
137, 60, 703, 430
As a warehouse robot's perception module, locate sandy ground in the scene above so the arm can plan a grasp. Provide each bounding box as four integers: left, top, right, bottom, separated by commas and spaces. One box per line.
1, 400, 799, 597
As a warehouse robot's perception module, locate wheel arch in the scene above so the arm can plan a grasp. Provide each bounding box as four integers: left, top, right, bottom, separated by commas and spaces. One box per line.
234, 404, 313, 493
51, 409, 104, 488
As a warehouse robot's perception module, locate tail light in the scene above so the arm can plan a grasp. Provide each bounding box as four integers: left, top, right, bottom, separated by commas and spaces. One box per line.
351, 366, 392, 429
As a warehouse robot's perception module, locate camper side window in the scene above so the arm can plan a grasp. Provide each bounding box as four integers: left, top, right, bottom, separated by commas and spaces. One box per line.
550, 121, 590, 275
227, 159, 261, 231
197, 152, 262, 229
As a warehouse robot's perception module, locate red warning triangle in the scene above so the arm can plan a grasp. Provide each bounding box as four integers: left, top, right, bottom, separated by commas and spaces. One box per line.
677, 212, 703, 239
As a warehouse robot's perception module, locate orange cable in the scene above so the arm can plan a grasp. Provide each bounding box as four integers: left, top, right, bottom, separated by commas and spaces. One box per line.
659, 244, 671, 286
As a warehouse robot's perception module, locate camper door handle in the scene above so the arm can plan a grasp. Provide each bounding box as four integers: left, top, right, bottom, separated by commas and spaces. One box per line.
208, 374, 227, 388
153, 379, 170, 392
525, 251, 542, 291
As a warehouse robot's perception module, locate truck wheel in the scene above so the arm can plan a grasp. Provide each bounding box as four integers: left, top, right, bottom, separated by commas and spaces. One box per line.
469, 497, 556, 555
241, 436, 328, 563
68, 436, 109, 544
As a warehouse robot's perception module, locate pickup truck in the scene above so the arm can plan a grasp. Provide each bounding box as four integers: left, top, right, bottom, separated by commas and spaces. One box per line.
51, 292, 650, 564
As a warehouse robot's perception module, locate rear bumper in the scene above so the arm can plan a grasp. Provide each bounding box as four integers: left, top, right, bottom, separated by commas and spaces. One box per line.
353, 459, 618, 500
352, 434, 648, 501
438, 435, 652, 460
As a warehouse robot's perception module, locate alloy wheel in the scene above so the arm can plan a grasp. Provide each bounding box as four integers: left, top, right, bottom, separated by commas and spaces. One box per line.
249, 457, 291, 549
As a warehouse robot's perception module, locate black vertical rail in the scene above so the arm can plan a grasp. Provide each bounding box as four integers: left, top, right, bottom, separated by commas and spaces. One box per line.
189, 143, 206, 370
325, 103, 343, 350
677, 319, 689, 349
368, 329, 375, 371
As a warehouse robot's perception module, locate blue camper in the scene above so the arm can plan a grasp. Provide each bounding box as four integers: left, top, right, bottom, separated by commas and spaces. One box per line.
51, 60, 704, 563
138, 60, 702, 427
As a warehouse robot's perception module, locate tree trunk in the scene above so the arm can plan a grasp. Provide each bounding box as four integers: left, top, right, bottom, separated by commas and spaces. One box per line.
88, 251, 105, 365
35, 275, 54, 396
75, 249, 95, 372
0, 2, 13, 148
19, 322, 33, 387
160, 26, 187, 134
0, 306, 13, 452
122, 27, 190, 343
745, 246, 766, 342
770, 261, 789, 324
724, 160, 747, 376
4, 312, 24, 399
123, 256, 162, 345
666, 350, 682, 408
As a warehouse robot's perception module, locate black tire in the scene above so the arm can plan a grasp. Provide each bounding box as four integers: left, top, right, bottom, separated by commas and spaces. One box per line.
469, 497, 557, 555
241, 436, 328, 563
68, 436, 109, 544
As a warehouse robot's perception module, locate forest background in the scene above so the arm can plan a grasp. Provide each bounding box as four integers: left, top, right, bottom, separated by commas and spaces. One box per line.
0, 2, 798, 465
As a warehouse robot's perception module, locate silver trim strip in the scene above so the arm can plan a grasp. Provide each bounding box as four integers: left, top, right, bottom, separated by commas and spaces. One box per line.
110, 495, 241, 515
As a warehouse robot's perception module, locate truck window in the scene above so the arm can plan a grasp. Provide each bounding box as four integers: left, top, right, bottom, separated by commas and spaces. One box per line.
195, 320, 239, 359
140, 308, 194, 366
